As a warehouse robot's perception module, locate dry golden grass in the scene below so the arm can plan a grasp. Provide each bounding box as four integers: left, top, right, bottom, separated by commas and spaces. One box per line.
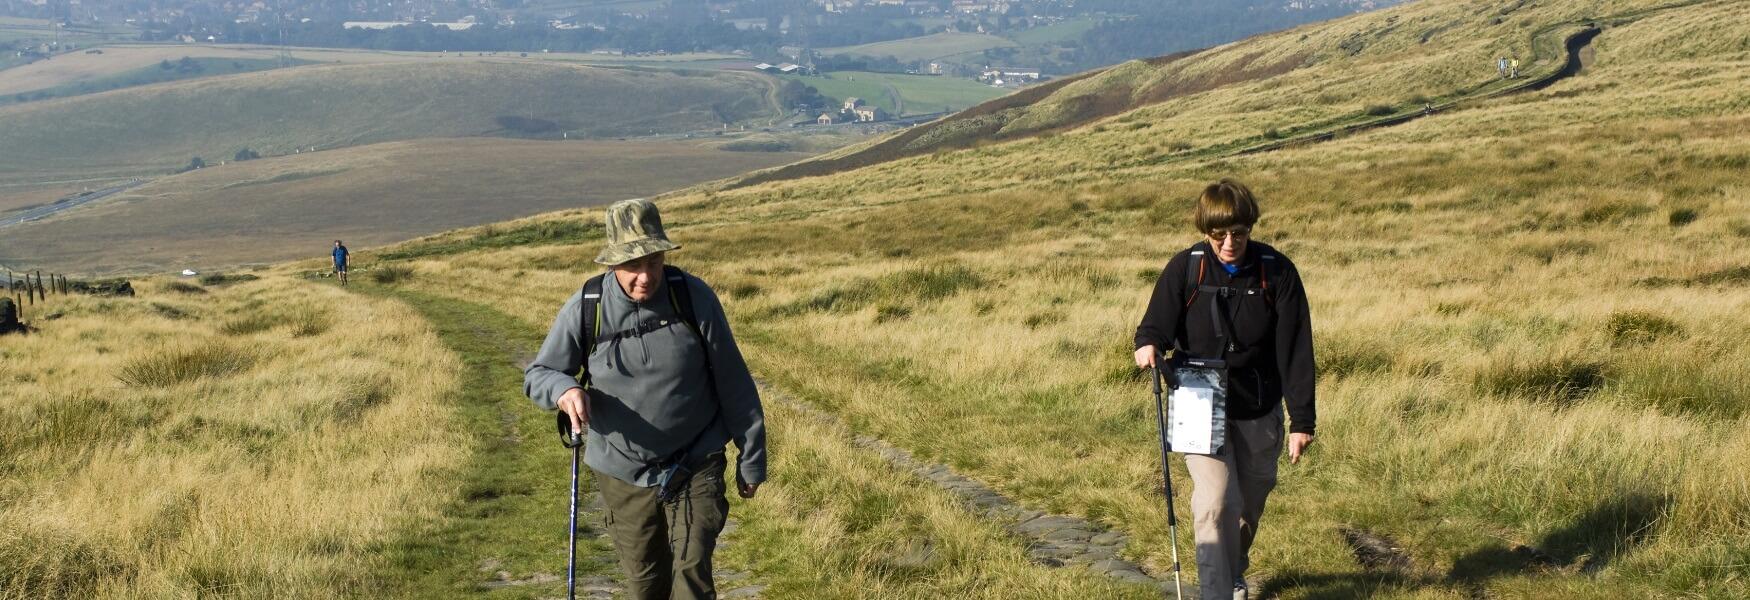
0, 276, 464, 598
359, 0, 1750, 596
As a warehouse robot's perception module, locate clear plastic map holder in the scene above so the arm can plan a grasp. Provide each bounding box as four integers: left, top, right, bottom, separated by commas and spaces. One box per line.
1165, 355, 1228, 456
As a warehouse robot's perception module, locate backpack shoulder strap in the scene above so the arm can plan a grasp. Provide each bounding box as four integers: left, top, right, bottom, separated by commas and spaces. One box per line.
663, 265, 702, 336
580, 273, 606, 359
663, 265, 721, 402
1183, 246, 1208, 309
1258, 252, 1285, 305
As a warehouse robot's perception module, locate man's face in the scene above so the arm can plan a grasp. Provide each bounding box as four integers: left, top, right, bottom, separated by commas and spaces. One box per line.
612, 252, 665, 303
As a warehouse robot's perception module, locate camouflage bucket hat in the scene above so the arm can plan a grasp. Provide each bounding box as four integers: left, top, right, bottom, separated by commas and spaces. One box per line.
594, 198, 681, 266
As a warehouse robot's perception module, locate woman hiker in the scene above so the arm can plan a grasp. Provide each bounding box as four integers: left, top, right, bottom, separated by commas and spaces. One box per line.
1133, 179, 1317, 600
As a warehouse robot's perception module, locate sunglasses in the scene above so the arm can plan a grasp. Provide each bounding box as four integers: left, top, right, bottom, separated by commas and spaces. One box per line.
1206, 227, 1252, 241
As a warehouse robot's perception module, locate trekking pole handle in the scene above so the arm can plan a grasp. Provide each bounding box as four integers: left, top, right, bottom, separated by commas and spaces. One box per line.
556, 411, 585, 448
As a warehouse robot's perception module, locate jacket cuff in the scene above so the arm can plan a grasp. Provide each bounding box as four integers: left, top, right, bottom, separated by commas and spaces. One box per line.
736, 461, 766, 485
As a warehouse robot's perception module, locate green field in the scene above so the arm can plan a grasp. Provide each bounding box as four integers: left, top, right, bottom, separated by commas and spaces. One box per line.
821, 32, 1019, 63
0, 17, 136, 46
0, 56, 305, 106
0, 60, 781, 187
785, 71, 1007, 116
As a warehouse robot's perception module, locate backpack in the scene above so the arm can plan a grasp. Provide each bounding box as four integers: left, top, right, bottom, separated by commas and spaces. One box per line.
577, 265, 722, 487
577, 265, 711, 386
1180, 244, 1286, 357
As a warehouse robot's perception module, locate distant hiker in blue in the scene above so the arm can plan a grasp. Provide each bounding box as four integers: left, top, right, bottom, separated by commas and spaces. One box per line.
332, 240, 349, 286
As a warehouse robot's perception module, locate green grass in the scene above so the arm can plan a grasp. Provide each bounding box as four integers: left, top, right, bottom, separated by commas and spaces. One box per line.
821, 32, 1019, 63
785, 71, 1006, 116
0, 57, 307, 107
354, 285, 620, 599
383, 219, 603, 261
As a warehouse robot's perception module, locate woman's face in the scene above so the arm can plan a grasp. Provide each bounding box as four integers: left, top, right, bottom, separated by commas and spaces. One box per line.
1207, 226, 1250, 264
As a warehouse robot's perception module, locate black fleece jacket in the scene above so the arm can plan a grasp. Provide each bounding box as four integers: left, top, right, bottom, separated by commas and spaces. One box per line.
1134, 240, 1316, 435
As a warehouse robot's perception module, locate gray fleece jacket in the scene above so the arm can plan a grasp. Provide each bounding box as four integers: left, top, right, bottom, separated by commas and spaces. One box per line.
523, 269, 766, 487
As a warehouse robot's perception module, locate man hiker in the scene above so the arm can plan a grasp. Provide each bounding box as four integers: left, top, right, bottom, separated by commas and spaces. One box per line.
1497, 56, 1509, 78
1509, 57, 1521, 79
524, 198, 767, 600
332, 240, 349, 286
1134, 179, 1316, 600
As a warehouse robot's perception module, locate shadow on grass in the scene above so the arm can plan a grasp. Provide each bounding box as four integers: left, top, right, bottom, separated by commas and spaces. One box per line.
1259, 494, 1669, 599
1255, 569, 1418, 600
1450, 493, 1670, 585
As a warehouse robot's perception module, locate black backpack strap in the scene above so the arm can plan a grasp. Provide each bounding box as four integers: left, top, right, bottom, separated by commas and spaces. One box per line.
1183, 246, 1208, 309
663, 265, 703, 338
662, 264, 718, 397
577, 274, 606, 386
660, 265, 723, 472
1258, 253, 1284, 305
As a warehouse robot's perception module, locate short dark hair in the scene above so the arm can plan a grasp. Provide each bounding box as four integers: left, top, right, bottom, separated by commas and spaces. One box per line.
1194, 179, 1260, 233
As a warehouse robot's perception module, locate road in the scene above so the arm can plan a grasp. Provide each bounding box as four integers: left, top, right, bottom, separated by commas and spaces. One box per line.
0, 179, 146, 230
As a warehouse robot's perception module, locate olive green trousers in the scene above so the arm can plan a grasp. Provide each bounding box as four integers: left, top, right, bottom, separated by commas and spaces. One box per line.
594, 453, 729, 600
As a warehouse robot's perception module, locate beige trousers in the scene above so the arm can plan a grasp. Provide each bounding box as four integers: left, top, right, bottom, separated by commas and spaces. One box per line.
1183, 406, 1284, 598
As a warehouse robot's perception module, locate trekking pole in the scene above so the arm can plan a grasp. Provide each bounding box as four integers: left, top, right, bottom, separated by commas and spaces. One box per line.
1151, 357, 1184, 600
556, 412, 586, 600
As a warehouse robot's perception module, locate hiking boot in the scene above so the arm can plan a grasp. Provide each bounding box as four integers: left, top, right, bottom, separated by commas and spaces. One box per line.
1233, 577, 1249, 600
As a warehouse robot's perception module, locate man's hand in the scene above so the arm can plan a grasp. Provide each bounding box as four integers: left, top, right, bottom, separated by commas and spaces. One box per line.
1288, 432, 1314, 464
556, 387, 588, 437
1134, 344, 1158, 369
737, 480, 759, 499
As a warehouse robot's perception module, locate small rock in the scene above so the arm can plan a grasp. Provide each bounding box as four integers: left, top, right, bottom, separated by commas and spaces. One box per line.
1091, 531, 1126, 546
721, 584, 766, 599
1017, 515, 1082, 535
1043, 528, 1094, 543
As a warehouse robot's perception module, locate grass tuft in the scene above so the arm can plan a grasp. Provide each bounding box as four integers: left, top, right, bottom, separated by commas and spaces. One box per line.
370, 265, 416, 285
1607, 310, 1682, 346
116, 343, 254, 387
1668, 208, 1699, 227
162, 281, 207, 295
198, 273, 260, 286
1474, 356, 1607, 405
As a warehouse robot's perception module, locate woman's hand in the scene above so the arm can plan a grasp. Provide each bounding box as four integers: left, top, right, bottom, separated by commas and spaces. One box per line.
1134, 344, 1158, 369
